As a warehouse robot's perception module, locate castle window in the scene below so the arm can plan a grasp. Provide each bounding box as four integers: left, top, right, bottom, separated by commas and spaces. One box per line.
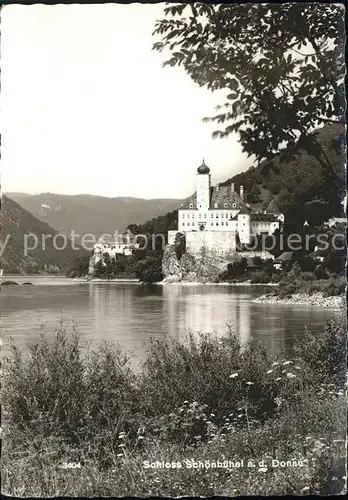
216, 222, 219, 226
189, 203, 193, 208
214, 203, 218, 208
182, 222, 185, 226
216, 214, 219, 218
204, 213, 207, 219
211, 213, 214, 219
224, 203, 228, 208
233, 203, 236, 207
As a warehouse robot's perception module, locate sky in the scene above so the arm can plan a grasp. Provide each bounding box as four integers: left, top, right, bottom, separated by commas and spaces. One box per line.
1, 3, 252, 199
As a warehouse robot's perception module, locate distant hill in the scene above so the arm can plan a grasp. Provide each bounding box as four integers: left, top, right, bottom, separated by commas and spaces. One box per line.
6, 193, 184, 243
220, 123, 345, 228
0, 195, 86, 274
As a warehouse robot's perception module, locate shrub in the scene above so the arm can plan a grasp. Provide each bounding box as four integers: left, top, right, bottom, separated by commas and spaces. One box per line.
314, 264, 329, 280
251, 270, 270, 283
301, 271, 315, 281
2, 316, 346, 496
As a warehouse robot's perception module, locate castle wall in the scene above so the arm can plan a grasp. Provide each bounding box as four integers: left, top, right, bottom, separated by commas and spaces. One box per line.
168, 230, 179, 245
178, 208, 240, 232
185, 231, 237, 256
251, 221, 279, 234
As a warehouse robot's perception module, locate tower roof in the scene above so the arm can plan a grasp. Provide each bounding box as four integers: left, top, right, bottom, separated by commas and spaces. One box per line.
210, 185, 249, 210
197, 159, 210, 174
238, 205, 250, 215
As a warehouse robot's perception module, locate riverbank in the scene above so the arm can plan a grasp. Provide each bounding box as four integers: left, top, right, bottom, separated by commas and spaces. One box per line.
2, 316, 346, 496
254, 291, 345, 309
160, 280, 278, 286
75, 277, 140, 283
73, 276, 278, 286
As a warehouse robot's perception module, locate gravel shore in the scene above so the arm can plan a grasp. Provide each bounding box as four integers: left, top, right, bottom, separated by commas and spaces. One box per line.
253, 292, 345, 309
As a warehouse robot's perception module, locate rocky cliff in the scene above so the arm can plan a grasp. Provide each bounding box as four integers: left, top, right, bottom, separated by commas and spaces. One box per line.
162, 243, 241, 283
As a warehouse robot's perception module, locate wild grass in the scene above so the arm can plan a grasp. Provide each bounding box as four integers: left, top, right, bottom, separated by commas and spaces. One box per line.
1, 315, 347, 496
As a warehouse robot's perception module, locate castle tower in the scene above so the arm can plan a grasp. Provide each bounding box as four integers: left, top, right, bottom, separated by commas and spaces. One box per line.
237, 205, 251, 244
196, 159, 211, 210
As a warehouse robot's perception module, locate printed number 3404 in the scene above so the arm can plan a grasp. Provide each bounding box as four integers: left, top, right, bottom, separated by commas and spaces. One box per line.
61, 462, 81, 469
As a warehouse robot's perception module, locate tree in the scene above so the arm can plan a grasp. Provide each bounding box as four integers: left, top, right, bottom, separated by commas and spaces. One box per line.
174, 232, 186, 260
153, 3, 345, 173
66, 255, 90, 277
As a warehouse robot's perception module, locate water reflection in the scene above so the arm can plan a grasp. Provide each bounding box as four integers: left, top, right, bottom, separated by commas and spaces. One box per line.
1, 281, 338, 363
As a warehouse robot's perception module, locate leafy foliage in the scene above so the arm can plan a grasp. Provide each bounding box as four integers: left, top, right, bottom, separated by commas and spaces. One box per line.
2, 316, 346, 496
153, 3, 345, 172
218, 257, 248, 281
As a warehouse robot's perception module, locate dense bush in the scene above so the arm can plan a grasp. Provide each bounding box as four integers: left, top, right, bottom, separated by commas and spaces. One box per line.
66, 256, 90, 278
2, 315, 346, 496
250, 270, 270, 284
314, 264, 330, 280
218, 258, 248, 281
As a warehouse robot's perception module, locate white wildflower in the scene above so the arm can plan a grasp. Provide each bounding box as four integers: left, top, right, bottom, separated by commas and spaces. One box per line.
246, 381, 254, 385
283, 361, 292, 366
272, 361, 279, 366
286, 372, 296, 379
258, 467, 268, 472
266, 369, 273, 374
229, 373, 238, 378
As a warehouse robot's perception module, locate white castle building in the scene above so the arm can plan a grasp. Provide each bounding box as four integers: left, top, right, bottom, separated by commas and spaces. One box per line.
168, 160, 284, 255
89, 234, 137, 274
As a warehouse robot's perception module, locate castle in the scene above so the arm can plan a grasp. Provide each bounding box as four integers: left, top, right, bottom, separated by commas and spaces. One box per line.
88, 234, 136, 274
168, 160, 284, 255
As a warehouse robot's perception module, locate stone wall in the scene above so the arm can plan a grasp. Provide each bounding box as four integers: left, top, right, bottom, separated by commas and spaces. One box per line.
185, 230, 237, 257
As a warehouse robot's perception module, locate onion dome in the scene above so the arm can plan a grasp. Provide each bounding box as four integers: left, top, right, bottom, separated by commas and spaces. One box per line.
197, 159, 210, 174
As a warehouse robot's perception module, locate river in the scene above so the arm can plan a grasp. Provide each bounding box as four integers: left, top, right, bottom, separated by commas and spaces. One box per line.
1, 276, 337, 365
